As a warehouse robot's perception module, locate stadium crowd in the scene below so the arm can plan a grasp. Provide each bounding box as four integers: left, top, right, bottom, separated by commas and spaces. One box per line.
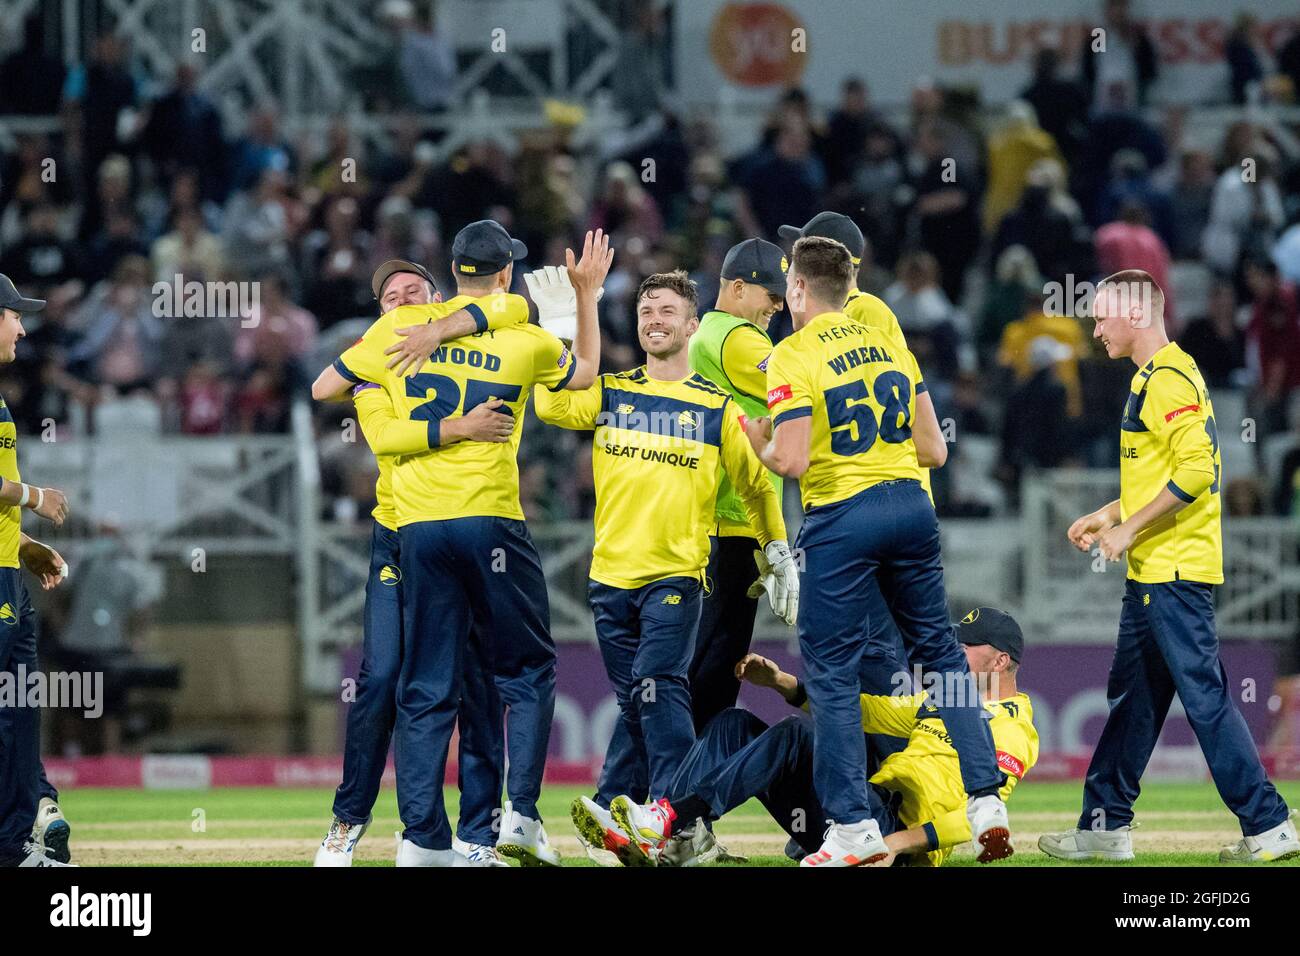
3, 2, 1300, 523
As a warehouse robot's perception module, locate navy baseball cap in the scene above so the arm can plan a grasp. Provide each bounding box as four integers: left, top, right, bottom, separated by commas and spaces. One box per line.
955, 607, 1024, 663
778, 212, 866, 263
721, 238, 788, 296
0, 273, 45, 313
451, 220, 527, 277
372, 259, 438, 300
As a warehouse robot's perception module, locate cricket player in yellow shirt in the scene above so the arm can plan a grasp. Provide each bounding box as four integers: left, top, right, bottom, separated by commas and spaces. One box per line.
312, 259, 518, 868
1041, 270, 1298, 864
746, 237, 1009, 867
315, 222, 613, 866
602, 607, 1037, 867
537, 271, 796, 863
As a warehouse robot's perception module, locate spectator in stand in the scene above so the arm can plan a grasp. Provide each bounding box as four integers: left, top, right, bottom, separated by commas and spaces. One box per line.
979, 245, 1044, 356
368, 195, 438, 278
587, 162, 664, 247
982, 100, 1063, 234
308, 119, 371, 204
850, 125, 908, 268
1224, 476, 1267, 518
0, 135, 74, 228
1095, 199, 1175, 328
991, 158, 1092, 287
222, 167, 304, 279
234, 269, 318, 375
178, 360, 230, 435
734, 114, 824, 242
302, 196, 372, 327
151, 207, 226, 285
824, 77, 897, 191
229, 105, 297, 194
1020, 47, 1089, 160
884, 251, 963, 387
1225, 14, 1271, 105
1275, 215, 1300, 286
386, 0, 456, 112
1244, 258, 1300, 441
65, 34, 138, 209
908, 119, 982, 304
1097, 149, 1175, 250
65, 255, 167, 392
998, 336, 1081, 504
83, 209, 149, 288
996, 292, 1087, 419
78, 153, 137, 247
1168, 150, 1217, 261
0, 15, 66, 116
1073, 94, 1167, 226
1178, 280, 1247, 390
0, 203, 80, 291
1203, 143, 1286, 280
420, 140, 516, 247
140, 61, 227, 203
1079, 0, 1159, 113
1278, 25, 1300, 101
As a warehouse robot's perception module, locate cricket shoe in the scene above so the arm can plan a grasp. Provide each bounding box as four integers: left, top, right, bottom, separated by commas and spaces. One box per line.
314, 816, 368, 867
800, 819, 889, 867
967, 794, 1014, 862
569, 796, 630, 867
13, 842, 77, 867
453, 836, 511, 867
658, 820, 748, 867
395, 835, 457, 867
1220, 812, 1300, 863
609, 795, 676, 867
31, 797, 71, 864
496, 801, 561, 867
1038, 825, 1135, 861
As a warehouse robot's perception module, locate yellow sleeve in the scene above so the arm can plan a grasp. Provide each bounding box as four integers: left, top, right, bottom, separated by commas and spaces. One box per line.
858, 691, 922, 737
719, 324, 773, 403
464, 292, 531, 333
334, 314, 394, 386
927, 713, 1038, 850
719, 407, 786, 546
764, 340, 812, 427
1141, 369, 1216, 501
353, 382, 433, 454
532, 377, 602, 430
530, 326, 579, 392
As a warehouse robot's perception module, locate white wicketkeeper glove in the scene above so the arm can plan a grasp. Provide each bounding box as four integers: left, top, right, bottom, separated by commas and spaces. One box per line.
523, 265, 603, 341
746, 540, 799, 626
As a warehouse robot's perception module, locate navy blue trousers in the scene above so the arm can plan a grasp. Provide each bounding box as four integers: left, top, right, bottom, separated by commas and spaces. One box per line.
797, 479, 1000, 824
0, 568, 39, 859
589, 576, 702, 800
332, 522, 503, 846
668, 708, 902, 854
396, 517, 555, 850
1080, 580, 1290, 836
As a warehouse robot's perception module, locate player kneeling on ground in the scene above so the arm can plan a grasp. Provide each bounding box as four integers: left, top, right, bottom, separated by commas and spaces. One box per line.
589, 607, 1037, 867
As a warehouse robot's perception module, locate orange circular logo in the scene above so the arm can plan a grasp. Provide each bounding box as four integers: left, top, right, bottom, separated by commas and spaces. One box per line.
709, 3, 807, 87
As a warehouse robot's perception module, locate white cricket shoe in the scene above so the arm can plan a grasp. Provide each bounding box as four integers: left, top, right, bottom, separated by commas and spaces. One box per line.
1038, 825, 1135, 861
967, 794, 1014, 862
609, 795, 676, 867
799, 819, 889, 868
658, 820, 748, 867
1220, 813, 1300, 863
314, 817, 368, 867
496, 801, 561, 867
453, 836, 511, 867
395, 835, 456, 867
31, 797, 71, 864
569, 796, 629, 867
16, 841, 76, 867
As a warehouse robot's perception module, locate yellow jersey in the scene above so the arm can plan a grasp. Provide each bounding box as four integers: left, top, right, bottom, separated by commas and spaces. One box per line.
344, 295, 532, 530
1120, 342, 1223, 584
856, 690, 1038, 867
334, 294, 574, 525
843, 289, 934, 501
766, 310, 926, 510
533, 367, 785, 589
0, 396, 21, 568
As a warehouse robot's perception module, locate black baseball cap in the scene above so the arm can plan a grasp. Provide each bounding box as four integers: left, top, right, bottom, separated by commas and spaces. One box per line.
955, 607, 1024, 663
450, 220, 528, 277
371, 259, 438, 300
0, 273, 45, 313
778, 212, 866, 263
720, 238, 788, 296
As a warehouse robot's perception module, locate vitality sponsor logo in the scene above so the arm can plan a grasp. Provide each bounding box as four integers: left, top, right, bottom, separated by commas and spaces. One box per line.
767, 384, 792, 408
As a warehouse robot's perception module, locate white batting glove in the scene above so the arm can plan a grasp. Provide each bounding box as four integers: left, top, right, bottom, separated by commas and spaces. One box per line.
523, 265, 603, 342
746, 540, 799, 626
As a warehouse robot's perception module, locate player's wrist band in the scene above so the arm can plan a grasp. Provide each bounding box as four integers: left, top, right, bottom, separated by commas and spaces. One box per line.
789, 680, 808, 708
17, 483, 30, 507
35, 487, 43, 511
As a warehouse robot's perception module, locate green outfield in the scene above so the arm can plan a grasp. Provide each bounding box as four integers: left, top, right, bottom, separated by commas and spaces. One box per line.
54, 780, 1300, 866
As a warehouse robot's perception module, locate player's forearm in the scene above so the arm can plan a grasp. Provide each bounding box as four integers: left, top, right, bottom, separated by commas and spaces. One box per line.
768, 670, 803, 705
312, 364, 353, 401
1093, 499, 1122, 526
883, 826, 933, 856
760, 422, 810, 478
739, 486, 785, 548
1120, 487, 1188, 537
0, 479, 46, 509
567, 283, 601, 390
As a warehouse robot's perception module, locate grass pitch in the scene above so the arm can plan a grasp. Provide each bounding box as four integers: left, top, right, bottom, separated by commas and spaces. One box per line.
57, 780, 1300, 866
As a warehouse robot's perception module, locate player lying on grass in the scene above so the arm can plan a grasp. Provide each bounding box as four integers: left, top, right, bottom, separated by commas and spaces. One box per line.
577, 607, 1037, 867
534, 270, 797, 866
